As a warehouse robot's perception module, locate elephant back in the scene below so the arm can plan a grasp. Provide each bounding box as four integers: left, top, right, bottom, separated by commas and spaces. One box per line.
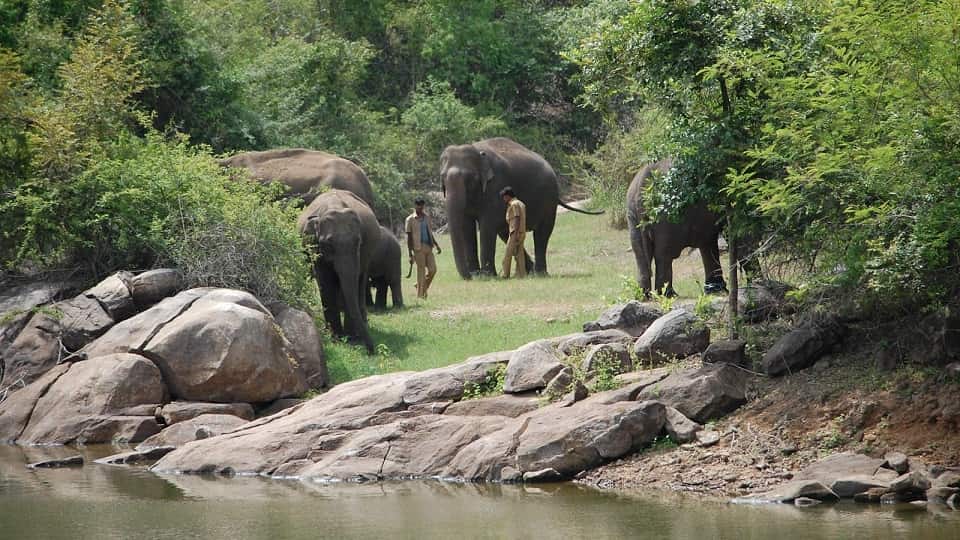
627, 158, 674, 228
221, 148, 376, 209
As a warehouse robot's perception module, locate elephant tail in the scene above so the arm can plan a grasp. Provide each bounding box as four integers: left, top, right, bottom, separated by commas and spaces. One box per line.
558, 200, 605, 215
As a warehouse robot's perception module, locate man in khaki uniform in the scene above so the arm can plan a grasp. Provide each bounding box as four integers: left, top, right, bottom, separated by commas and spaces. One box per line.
500, 187, 527, 278
405, 197, 441, 299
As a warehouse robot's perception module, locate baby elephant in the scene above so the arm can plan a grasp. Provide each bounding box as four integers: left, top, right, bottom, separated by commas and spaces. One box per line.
366, 226, 404, 309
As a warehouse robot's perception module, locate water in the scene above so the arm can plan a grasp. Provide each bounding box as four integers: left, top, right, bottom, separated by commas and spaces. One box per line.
0, 446, 957, 539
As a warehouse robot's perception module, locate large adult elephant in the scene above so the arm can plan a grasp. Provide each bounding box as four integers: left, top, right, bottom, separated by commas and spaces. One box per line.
366, 226, 403, 310
220, 148, 376, 208
626, 158, 727, 298
298, 190, 381, 354
440, 137, 603, 278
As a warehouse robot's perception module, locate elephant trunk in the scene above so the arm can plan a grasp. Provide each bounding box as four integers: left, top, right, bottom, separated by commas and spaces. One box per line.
445, 203, 478, 279
335, 256, 375, 354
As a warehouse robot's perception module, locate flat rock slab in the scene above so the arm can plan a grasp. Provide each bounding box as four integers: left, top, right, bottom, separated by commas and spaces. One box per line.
796, 453, 885, 486
444, 394, 540, 418
137, 414, 249, 449
830, 475, 890, 498
95, 446, 176, 466
159, 402, 255, 425
27, 455, 84, 469
733, 480, 838, 504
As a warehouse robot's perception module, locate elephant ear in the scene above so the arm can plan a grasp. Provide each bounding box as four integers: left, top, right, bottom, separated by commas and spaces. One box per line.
439, 152, 449, 197
479, 151, 495, 193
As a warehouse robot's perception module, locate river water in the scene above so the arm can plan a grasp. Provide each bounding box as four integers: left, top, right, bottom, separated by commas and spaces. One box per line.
0, 446, 957, 539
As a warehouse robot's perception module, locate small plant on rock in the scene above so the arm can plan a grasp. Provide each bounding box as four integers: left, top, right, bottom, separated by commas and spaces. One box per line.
462, 364, 507, 400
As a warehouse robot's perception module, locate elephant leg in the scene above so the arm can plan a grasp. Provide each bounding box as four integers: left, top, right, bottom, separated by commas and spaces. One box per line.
317, 264, 344, 336
653, 250, 676, 297
365, 279, 375, 307
532, 211, 555, 275
390, 269, 403, 308
700, 237, 727, 294
374, 277, 388, 309
630, 226, 653, 298
479, 220, 500, 276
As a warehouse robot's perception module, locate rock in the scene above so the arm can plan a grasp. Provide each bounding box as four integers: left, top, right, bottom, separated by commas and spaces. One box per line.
15, 353, 165, 445
559, 381, 588, 407
402, 357, 511, 405
948, 493, 959, 509
830, 475, 890, 498
794, 497, 822, 507
26, 455, 84, 469
95, 446, 176, 466
503, 340, 565, 393
695, 430, 720, 447
880, 492, 898, 504
257, 398, 306, 418
927, 487, 960, 505
523, 468, 563, 483
0, 281, 74, 363
738, 281, 791, 322
734, 480, 838, 504
582, 301, 663, 336
129, 269, 184, 308
0, 364, 71, 442
873, 468, 900, 482
934, 471, 960, 488
590, 368, 672, 405
444, 394, 540, 418
796, 453, 886, 486
552, 330, 634, 356
906, 308, 960, 366
154, 373, 666, 484
143, 293, 306, 403
83, 272, 136, 321
544, 366, 574, 398
762, 316, 846, 377
633, 309, 710, 365
82, 288, 210, 358
446, 400, 666, 482
137, 414, 248, 449
159, 402, 255, 426
664, 406, 702, 444
2, 295, 114, 388
883, 451, 909, 474
890, 470, 931, 495
853, 487, 889, 503
702, 339, 747, 368
636, 363, 747, 423
946, 362, 960, 377
271, 304, 328, 389
581, 343, 632, 376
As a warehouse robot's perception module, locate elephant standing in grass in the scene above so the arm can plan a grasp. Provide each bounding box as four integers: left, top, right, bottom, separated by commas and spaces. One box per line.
627, 158, 727, 298
366, 226, 403, 310
440, 137, 603, 279
298, 190, 381, 354
220, 148, 375, 208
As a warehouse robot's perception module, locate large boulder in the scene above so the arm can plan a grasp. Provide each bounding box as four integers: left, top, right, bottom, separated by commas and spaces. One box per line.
0, 281, 74, 361
271, 304, 328, 389
636, 363, 746, 423
633, 309, 710, 365
702, 339, 747, 368
16, 353, 165, 445
503, 340, 565, 393
143, 298, 306, 403
83, 271, 136, 321
762, 315, 846, 376
129, 269, 184, 308
401, 355, 512, 405
581, 343, 632, 376
1, 295, 114, 388
738, 280, 791, 322
0, 364, 71, 442
553, 330, 634, 356
582, 301, 663, 336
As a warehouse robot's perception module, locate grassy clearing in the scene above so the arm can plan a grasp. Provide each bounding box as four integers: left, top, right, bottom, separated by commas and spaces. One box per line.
325, 209, 710, 384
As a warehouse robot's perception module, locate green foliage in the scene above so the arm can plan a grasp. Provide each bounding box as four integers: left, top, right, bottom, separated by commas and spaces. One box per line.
646, 434, 678, 453
462, 363, 507, 400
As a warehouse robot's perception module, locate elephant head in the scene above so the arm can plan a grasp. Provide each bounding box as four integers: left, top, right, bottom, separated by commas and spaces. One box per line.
440, 144, 496, 278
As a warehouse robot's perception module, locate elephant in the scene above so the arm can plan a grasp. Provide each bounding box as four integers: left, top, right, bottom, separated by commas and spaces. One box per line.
365, 226, 404, 310
626, 158, 727, 298
298, 189, 381, 354
440, 137, 603, 279
220, 148, 376, 208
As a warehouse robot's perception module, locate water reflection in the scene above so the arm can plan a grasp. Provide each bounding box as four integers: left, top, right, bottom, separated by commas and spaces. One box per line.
0, 445, 956, 540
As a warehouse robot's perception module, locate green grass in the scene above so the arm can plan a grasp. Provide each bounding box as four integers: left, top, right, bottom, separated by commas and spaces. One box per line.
325, 210, 710, 384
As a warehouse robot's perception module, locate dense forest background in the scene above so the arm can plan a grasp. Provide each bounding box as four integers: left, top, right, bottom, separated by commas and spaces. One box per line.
1, 0, 959, 317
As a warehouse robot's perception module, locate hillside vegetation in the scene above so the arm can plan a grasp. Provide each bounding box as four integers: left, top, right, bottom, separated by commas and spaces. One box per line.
2, 0, 959, 371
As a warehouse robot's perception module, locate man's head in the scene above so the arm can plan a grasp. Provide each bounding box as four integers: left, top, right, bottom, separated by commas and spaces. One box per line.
414, 196, 426, 215
499, 187, 515, 202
